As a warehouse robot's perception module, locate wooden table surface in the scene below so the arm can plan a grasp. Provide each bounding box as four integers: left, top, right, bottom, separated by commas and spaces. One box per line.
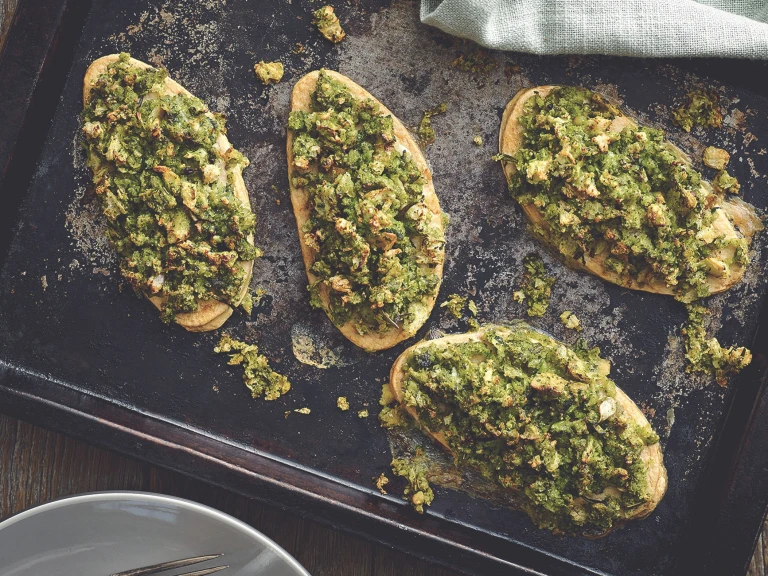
0, 2, 766, 575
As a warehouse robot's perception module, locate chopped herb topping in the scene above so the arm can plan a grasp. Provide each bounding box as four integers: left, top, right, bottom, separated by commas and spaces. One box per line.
397, 325, 660, 534
254, 61, 284, 85
713, 170, 741, 195
313, 5, 345, 43
417, 102, 447, 149
682, 304, 751, 386
672, 89, 723, 132
505, 86, 749, 302
391, 455, 434, 514
513, 254, 554, 317
440, 293, 467, 319
288, 70, 445, 336
82, 53, 259, 323
703, 146, 729, 170
560, 310, 582, 331
214, 334, 291, 400
337, 396, 350, 411
468, 299, 478, 316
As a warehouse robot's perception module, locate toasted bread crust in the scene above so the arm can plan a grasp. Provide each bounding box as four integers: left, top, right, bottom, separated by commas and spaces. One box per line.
499, 85, 756, 297
83, 55, 255, 332
287, 70, 444, 352
389, 325, 667, 536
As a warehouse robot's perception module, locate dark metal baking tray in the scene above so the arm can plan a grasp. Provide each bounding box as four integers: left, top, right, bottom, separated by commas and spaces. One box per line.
2, 1, 768, 574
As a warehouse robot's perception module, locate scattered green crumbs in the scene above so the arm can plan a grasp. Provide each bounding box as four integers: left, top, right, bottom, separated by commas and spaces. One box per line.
378, 384, 407, 428
672, 89, 723, 132
560, 310, 582, 331
703, 146, 729, 170
313, 5, 345, 43
240, 287, 267, 316
451, 46, 497, 75
358, 409, 369, 418
337, 396, 350, 411
473, 134, 483, 146
391, 455, 434, 514
394, 325, 660, 534
683, 304, 751, 386
82, 53, 260, 323
440, 293, 467, 319
375, 473, 389, 494
467, 299, 479, 330
417, 102, 447, 149
713, 170, 741, 195
253, 61, 284, 85
214, 335, 291, 401
288, 70, 445, 336
513, 254, 554, 317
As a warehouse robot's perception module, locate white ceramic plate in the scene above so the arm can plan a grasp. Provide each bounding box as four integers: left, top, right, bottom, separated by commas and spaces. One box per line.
0, 491, 310, 576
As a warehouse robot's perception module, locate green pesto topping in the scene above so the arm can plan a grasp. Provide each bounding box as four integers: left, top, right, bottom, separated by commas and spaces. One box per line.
560, 310, 582, 331
440, 293, 467, 319
215, 335, 291, 401
505, 86, 749, 302
313, 5, 345, 43
391, 454, 435, 514
337, 396, 350, 411
398, 325, 660, 534
288, 70, 445, 336
672, 89, 723, 132
253, 61, 284, 85
703, 146, 729, 170
513, 254, 554, 317
713, 170, 741, 195
451, 47, 498, 75
417, 102, 447, 149
82, 53, 259, 323
683, 304, 751, 386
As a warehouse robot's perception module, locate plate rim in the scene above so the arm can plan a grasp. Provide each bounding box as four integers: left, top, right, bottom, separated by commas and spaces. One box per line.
0, 490, 311, 576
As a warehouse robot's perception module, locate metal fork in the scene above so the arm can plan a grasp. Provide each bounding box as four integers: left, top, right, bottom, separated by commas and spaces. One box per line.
110, 554, 228, 576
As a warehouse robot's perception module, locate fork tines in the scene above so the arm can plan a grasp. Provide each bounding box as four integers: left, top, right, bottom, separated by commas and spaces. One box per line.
111, 554, 227, 576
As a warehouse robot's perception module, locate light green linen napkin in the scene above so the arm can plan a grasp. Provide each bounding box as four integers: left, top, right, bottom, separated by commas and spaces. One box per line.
421, 0, 768, 58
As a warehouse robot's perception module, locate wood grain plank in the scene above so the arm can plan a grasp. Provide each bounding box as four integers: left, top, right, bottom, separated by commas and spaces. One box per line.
0, 0, 20, 52
0, 414, 458, 576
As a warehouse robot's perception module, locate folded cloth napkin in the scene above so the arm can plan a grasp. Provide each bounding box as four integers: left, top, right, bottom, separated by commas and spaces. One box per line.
421, 0, 768, 59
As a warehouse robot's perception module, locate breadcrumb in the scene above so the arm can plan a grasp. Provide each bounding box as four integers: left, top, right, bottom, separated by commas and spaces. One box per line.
703, 146, 729, 170
313, 5, 345, 43
375, 473, 389, 494
253, 61, 284, 85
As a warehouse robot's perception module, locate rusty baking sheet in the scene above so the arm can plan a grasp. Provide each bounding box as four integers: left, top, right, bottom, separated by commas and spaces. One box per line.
2, 1, 768, 574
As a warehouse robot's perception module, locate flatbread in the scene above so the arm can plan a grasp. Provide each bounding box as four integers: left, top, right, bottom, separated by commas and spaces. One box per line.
389, 325, 668, 537
499, 86, 760, 297
287, 70, 444, 351
83, 55, 255, 332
